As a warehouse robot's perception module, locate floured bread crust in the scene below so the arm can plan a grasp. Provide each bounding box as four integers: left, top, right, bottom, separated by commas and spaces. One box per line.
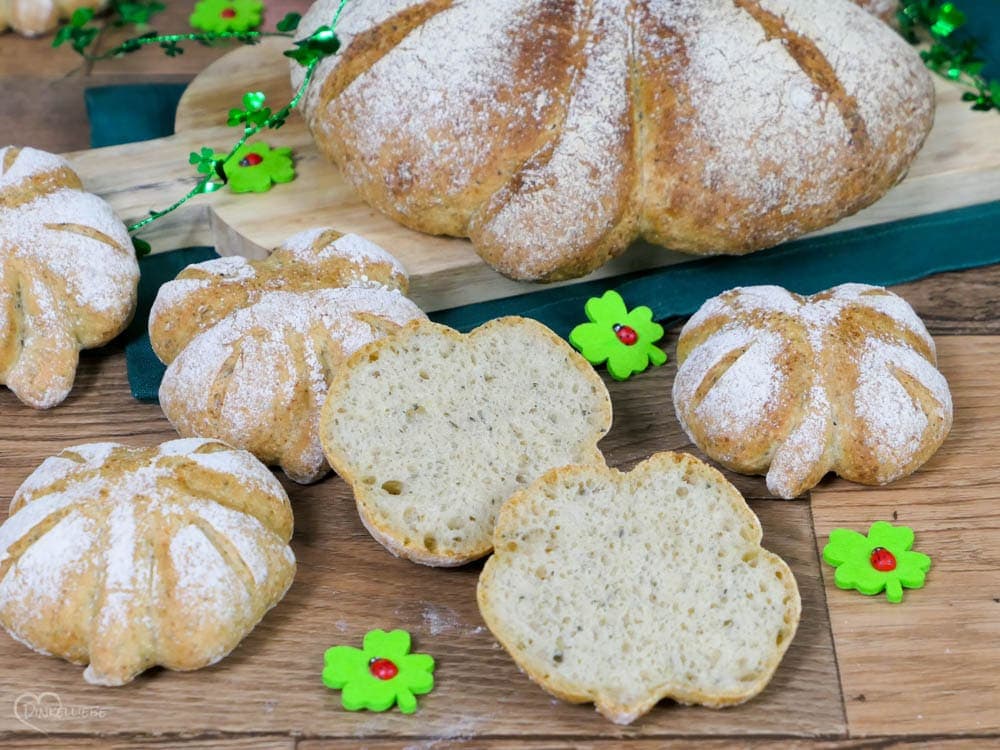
293, 0, 933, 281
673, 284, 952, 498
150, 228, 426, 483
0, 146, 138, 409
0, 438, 296, 686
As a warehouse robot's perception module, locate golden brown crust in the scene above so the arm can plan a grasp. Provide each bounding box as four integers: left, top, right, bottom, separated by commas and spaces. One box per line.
0, 439, 296, 686
149, 228, 424, 484
298, 0, 933, 281
478, 452, 801, 724
673, 284, 953, 498
0, 146, 139, 409
149, 228, 408, 365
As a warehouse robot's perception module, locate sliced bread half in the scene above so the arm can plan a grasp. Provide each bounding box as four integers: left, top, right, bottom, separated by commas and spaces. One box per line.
319, 317, 612, 566
477, 452, 801, 724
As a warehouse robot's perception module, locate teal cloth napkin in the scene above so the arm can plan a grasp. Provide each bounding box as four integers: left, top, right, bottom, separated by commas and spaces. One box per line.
90, 8, 1000, 402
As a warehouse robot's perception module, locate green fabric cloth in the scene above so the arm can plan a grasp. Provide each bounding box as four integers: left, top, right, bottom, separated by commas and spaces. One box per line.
85, 84, 188, 149
124, 247, 216, 403
90, 7, 1000, 401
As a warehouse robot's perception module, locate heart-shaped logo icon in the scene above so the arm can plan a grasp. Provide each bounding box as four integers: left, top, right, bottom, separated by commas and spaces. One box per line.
13, 691, 62, 734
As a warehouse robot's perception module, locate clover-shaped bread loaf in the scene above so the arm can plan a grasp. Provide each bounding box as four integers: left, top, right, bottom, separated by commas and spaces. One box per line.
478, 452, 800, 724
673, 284, 952, 499
150, 228, 426, 483
0, 438, 296, 686
0, 0, 108, 36
0, 146, 139, 408
294, 0, 932, 281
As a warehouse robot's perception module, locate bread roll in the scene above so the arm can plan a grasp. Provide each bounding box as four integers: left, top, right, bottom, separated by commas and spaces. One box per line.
673, 284, 952, 498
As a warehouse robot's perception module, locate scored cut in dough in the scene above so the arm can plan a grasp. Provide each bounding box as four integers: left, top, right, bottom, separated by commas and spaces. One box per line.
478, 452, 801, 724
319, 317, 612, 566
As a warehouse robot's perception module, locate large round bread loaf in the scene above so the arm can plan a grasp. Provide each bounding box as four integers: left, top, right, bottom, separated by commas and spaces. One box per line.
294, 0, 933, 281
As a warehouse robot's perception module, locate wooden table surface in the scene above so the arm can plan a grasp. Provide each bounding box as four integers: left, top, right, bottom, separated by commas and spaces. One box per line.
2, 4, 1000, 748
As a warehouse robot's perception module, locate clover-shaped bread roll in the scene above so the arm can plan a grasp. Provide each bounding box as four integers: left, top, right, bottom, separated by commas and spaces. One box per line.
0, 0, 107, 36
320, 317, 612, 566
478, 452, 800, 724
150, 228, 426, 483
0, 146, 139, 408
0, 438, 296, 686
294, 0, 932, 281
673, 284, 952, 499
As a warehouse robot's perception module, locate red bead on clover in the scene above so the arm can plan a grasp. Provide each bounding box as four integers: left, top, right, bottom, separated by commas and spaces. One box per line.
239, 152, 264, 168
869, 547, 897, 572
220, 7, 237, 17
613, 323, 638, 346
369, 657, 398, 680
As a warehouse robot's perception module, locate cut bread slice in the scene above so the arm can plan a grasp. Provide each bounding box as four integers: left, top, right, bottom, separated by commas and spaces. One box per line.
477, 452, 801, 724
319, 317, 612, 566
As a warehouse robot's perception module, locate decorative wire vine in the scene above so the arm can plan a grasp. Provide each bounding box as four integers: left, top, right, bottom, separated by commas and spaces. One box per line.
53, 0, 349, 256
897, 0, 999, 113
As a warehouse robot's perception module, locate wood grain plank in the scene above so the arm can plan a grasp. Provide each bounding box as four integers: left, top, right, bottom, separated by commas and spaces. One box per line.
0, 350, 842, 740
0, 736, 294, 749
298, 739, 1000, 750
888, 267, 1000, 336
0, 28, 90, 77
811, 337, 1000, 736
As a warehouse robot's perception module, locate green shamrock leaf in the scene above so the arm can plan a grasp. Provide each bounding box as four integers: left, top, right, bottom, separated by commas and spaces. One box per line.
276, 12, 301, 32
217, 142, 295, 193
189, 147, 221, 176
569, 290, 666, 381
227, 92, 271, 128
823, 521, 931, 603
160, 40, 184, 57
189, 0, 263, 33
70, 7, 95, 26
131, 237, 152, 258
322, 629, 435, 714
284, 25, 341, 67
112, 0, 165, 28
929, 2, 965, 36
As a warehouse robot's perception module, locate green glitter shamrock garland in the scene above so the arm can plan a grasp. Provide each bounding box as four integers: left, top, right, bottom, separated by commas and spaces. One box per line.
53, 2, 348, 256
898, 0, 999, 113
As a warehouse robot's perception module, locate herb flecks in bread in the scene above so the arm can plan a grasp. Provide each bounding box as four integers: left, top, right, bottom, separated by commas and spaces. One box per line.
150, 228, 426, 483
319, 317, 612, 566
294, 0, 933, 281
0, 438, 296, 686
478, 452, 800, 725
0, 146, 139, 409
673, 284, 952, 498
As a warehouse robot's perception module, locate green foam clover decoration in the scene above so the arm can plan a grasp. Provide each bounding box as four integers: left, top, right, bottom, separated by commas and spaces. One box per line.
217, 142, 295, 194
822, 521, 931, 603
569, 290, 667, 381
190, 0, 263, 33
322, 629, 435, 714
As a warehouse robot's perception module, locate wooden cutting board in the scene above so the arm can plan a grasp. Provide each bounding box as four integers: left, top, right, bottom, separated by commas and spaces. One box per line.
64, 37, 1000, 312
